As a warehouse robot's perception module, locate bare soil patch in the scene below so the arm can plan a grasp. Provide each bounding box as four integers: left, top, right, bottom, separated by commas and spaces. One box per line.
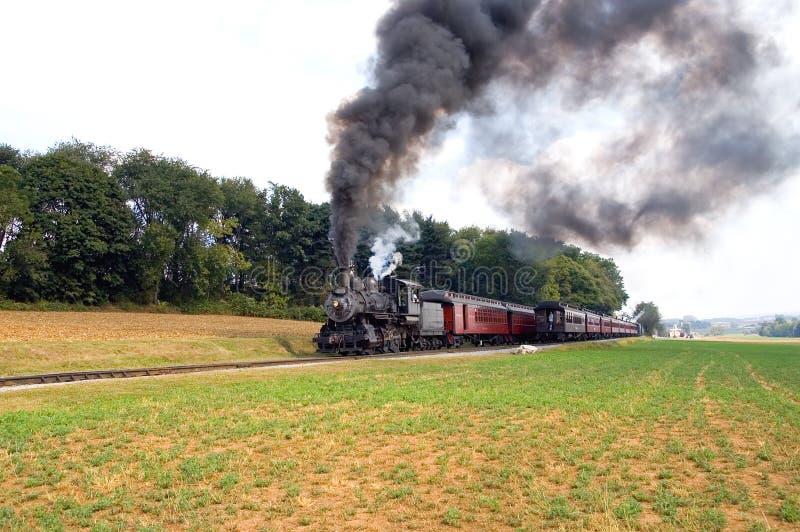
748, 366, 777, 393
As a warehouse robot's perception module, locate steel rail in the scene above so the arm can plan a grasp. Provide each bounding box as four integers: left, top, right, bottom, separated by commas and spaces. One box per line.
0, 345, 513, 389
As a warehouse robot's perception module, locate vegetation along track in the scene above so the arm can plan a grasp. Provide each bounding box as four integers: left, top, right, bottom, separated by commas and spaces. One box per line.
0, 341, 591, 389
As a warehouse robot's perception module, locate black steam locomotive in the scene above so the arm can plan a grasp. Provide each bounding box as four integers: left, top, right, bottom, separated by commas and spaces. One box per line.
314, 268, 433, 354
314, 268, 641, 355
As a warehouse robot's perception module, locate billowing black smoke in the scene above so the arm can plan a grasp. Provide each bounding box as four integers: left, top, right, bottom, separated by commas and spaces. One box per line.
326, 0, 539, 266
327, 0, 796, 260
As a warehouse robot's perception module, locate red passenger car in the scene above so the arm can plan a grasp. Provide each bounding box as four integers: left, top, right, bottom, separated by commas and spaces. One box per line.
586, 310, 602, 339
420, 291, 538, 345
507, 303, 537, 337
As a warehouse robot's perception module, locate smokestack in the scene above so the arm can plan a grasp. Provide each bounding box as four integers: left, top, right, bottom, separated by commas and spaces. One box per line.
326, 0, 797, 255
336, 265, 353, 291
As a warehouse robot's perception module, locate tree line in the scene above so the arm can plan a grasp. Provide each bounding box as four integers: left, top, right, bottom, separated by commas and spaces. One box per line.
0, 140, 631, 318
759, 316, 800, 338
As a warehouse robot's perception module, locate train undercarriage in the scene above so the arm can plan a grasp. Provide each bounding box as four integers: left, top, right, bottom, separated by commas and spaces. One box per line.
315, 317, 534, 356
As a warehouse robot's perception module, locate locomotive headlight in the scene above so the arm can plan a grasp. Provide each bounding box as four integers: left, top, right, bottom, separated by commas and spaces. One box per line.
325, 291, 357, 323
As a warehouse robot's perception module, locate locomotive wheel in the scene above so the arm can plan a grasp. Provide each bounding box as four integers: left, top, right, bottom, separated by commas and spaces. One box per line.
388, 340, 400, 353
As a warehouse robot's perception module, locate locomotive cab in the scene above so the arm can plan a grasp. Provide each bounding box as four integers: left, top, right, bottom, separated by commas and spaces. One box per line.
382, 277, 421, 316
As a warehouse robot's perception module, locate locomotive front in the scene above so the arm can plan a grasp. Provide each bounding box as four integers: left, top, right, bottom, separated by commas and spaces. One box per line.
315, 268, 399, 354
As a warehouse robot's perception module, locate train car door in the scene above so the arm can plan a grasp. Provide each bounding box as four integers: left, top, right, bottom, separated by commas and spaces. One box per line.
449, 303, 463, 334
442, 304, 454, 332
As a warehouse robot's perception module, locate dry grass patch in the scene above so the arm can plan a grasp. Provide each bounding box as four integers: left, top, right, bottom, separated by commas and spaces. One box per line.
0, 310, 321, 376
0, 310, 320, 341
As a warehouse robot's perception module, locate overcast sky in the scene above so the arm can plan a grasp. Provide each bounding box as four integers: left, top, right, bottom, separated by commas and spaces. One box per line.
2, 0, 798, 319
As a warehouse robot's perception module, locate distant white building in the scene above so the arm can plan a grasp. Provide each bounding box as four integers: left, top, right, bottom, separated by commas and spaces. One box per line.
669, 323, 683, 338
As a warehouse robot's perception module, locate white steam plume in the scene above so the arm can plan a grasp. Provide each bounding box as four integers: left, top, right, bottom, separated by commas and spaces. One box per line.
369, 222, 420, 280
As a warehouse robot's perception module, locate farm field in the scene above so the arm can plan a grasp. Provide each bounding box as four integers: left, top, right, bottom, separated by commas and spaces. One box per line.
1, 340, 799, 530
0, 311, 320, 376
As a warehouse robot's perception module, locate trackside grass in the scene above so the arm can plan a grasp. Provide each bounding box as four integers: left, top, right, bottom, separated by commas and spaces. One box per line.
1, 339, 799, 530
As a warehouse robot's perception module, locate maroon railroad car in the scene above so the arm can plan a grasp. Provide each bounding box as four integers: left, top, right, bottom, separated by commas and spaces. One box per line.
420, 290, 538, 345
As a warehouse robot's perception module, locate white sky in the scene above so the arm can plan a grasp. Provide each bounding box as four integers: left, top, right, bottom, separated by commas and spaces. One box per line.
2, 0, 798, 319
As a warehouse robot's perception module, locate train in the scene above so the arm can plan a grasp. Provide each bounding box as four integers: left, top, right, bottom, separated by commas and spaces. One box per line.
314, 267, 641, 355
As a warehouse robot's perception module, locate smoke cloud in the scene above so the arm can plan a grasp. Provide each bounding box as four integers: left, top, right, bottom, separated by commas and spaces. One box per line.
326, 0, 538, 266
326, 0, 798, 259
479, 0, 797, 247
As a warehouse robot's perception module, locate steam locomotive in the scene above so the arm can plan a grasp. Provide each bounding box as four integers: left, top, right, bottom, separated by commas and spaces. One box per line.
314, 268, 641, 355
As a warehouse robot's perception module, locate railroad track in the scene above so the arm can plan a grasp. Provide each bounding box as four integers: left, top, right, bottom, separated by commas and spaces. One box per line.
0, 345, 517, 389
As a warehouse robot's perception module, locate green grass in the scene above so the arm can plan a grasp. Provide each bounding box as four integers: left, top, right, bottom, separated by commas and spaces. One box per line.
0, 339, 798, 529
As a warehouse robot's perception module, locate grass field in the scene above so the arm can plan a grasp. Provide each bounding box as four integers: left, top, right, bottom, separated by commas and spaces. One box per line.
0, 311, 319, 376
1, 339, 799, 530
700, 335, 800, 344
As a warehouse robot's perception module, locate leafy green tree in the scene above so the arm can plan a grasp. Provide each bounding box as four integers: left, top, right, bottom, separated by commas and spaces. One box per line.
116, 149, 222, 233
135, 223, 177, 304
17, 153, 134, 303
0, 144, 23, 169
1, 139, 636, 314
295, 201, 336, 305
539, 279, 561, 300
263, 183, 315, 270
463, 230, 518, 299
305, 202, 335, 269
115, 149, 230, 303
219, 177, 268, 260
192, 218, 249, 300
591, 254, 628, 309
0, 165, 27, 250
540, 251, 627, 312
261, 183, 333, 303
634, 301, 662, 335
509, 232, 566, 263
760, 316, 799, 337
0, 231, 49, 301
49, 138, 119, 173
402, 213, 453, 288
541, 254, 600, 310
